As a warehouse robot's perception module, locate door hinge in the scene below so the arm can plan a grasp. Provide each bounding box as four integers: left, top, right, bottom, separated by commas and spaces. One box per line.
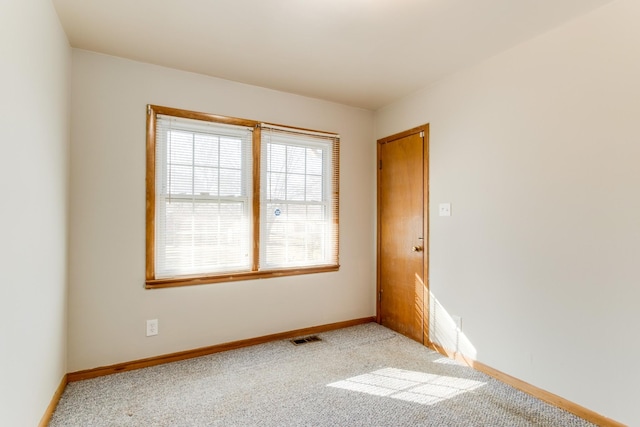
420, 131, 424, 138
379, 160, 382, 170
378, 290, 382, 301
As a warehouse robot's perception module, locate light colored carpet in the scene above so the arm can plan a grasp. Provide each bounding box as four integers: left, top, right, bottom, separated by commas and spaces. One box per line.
50, 323, 594, 426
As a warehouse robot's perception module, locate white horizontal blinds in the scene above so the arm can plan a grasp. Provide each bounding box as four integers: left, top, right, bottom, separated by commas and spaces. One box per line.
260, 125, 339, 270
155, 114, 253, 278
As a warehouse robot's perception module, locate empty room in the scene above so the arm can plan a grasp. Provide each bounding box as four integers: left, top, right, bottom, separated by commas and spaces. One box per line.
1, 0, 638, 426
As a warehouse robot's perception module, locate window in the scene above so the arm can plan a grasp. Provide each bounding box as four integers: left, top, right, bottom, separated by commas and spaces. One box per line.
146, 105, 339, 288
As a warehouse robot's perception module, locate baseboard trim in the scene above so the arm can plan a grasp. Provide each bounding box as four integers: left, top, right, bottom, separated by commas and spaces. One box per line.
427, 342, 626, 427
38, 374, 68, 427
68, 317, 375, 382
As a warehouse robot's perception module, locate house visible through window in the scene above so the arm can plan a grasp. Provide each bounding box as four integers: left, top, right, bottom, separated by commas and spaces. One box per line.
146, 105, 339, 288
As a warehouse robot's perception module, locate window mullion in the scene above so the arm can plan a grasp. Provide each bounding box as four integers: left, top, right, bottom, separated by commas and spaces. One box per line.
252, 125, 261, 272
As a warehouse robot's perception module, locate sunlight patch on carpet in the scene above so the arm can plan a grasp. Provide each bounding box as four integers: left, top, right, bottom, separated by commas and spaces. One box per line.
327, 367, 485, 405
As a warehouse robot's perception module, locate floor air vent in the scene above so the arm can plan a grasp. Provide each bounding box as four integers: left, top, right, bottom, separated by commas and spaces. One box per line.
291, 335, 322, 345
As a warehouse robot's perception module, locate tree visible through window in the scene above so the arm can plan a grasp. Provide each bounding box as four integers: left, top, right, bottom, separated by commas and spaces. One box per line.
146, 105, 339, 288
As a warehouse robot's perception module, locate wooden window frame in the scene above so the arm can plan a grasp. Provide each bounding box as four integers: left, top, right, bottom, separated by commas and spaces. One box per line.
146, 105, 339, 289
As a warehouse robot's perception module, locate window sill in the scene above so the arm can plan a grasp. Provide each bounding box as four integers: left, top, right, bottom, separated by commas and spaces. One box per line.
145, 265, 340, 289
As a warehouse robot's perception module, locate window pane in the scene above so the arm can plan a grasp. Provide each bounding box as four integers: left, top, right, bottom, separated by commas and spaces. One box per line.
220, 138, 242, 169
268, 172, 286, 200
286, 174, 305, 201
262, 202, 330, 267
194, 167, 218, 195
194, 202, 248, 269
194, 134, 218, 167
168, 165, 193, 195
287, 204, 306, 220
306, 175, 323, 202
267, 143, 286, 172
163, 201, 195, 273
162, 201, 250, 275
306, 148, 323, 175
287, 146, 305, 174
307, 205, 324, 220
220, 168, 242, 196
168, 131, 193, 165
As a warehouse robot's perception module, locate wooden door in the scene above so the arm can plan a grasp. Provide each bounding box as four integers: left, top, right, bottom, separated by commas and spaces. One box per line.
377, 126, 428, 344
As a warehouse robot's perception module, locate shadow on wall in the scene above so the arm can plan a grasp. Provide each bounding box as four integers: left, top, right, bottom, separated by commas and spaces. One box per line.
429, 291, 477, 361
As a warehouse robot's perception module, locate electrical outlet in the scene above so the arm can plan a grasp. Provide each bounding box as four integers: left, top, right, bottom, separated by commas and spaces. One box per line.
146, 319, 158, 337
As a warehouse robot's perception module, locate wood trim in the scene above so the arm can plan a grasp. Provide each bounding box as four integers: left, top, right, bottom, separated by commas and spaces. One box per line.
145, 105, 156, 281
378, 124, 427, 145
146, 264, 339, 289
252, 125, 261, 271
149, 104, 258, 128
261, 122, 339, 138
427, 342, 626, 427
148, 105, 338, 139
38, 374, 68, 427
376, 141, 382, 323
333, 135, 340, 265
149, 105, 339, 138
421, 124, 430, 344
67, 317, 375, 382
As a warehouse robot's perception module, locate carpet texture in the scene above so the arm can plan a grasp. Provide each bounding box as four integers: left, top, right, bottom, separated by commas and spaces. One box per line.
50, 323, 595, 426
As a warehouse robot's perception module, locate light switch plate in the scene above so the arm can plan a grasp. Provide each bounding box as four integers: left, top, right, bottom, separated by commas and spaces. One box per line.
439, 203, 451, 216
146, 319, 158, 336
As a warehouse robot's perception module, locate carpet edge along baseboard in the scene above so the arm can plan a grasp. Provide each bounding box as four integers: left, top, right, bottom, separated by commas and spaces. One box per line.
66, 317, 375, 382
49, 319, 625, 427
427, 342, 626, 427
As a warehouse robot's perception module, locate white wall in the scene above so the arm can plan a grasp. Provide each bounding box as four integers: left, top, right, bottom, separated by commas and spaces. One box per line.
376, 0, 639, 424
68, 50, 376, 372
0, 0, 70, 425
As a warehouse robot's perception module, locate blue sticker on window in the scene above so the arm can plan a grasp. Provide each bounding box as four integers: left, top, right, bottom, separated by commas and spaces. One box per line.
274, 208, 281, 217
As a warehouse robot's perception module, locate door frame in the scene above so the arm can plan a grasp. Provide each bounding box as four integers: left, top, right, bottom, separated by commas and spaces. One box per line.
376, 124, 430, 343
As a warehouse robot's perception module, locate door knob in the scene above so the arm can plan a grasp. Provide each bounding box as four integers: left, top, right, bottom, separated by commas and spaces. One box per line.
411, 246, 423, 252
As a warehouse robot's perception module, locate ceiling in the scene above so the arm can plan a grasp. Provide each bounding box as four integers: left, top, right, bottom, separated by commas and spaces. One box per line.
52, 0, 614, 110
